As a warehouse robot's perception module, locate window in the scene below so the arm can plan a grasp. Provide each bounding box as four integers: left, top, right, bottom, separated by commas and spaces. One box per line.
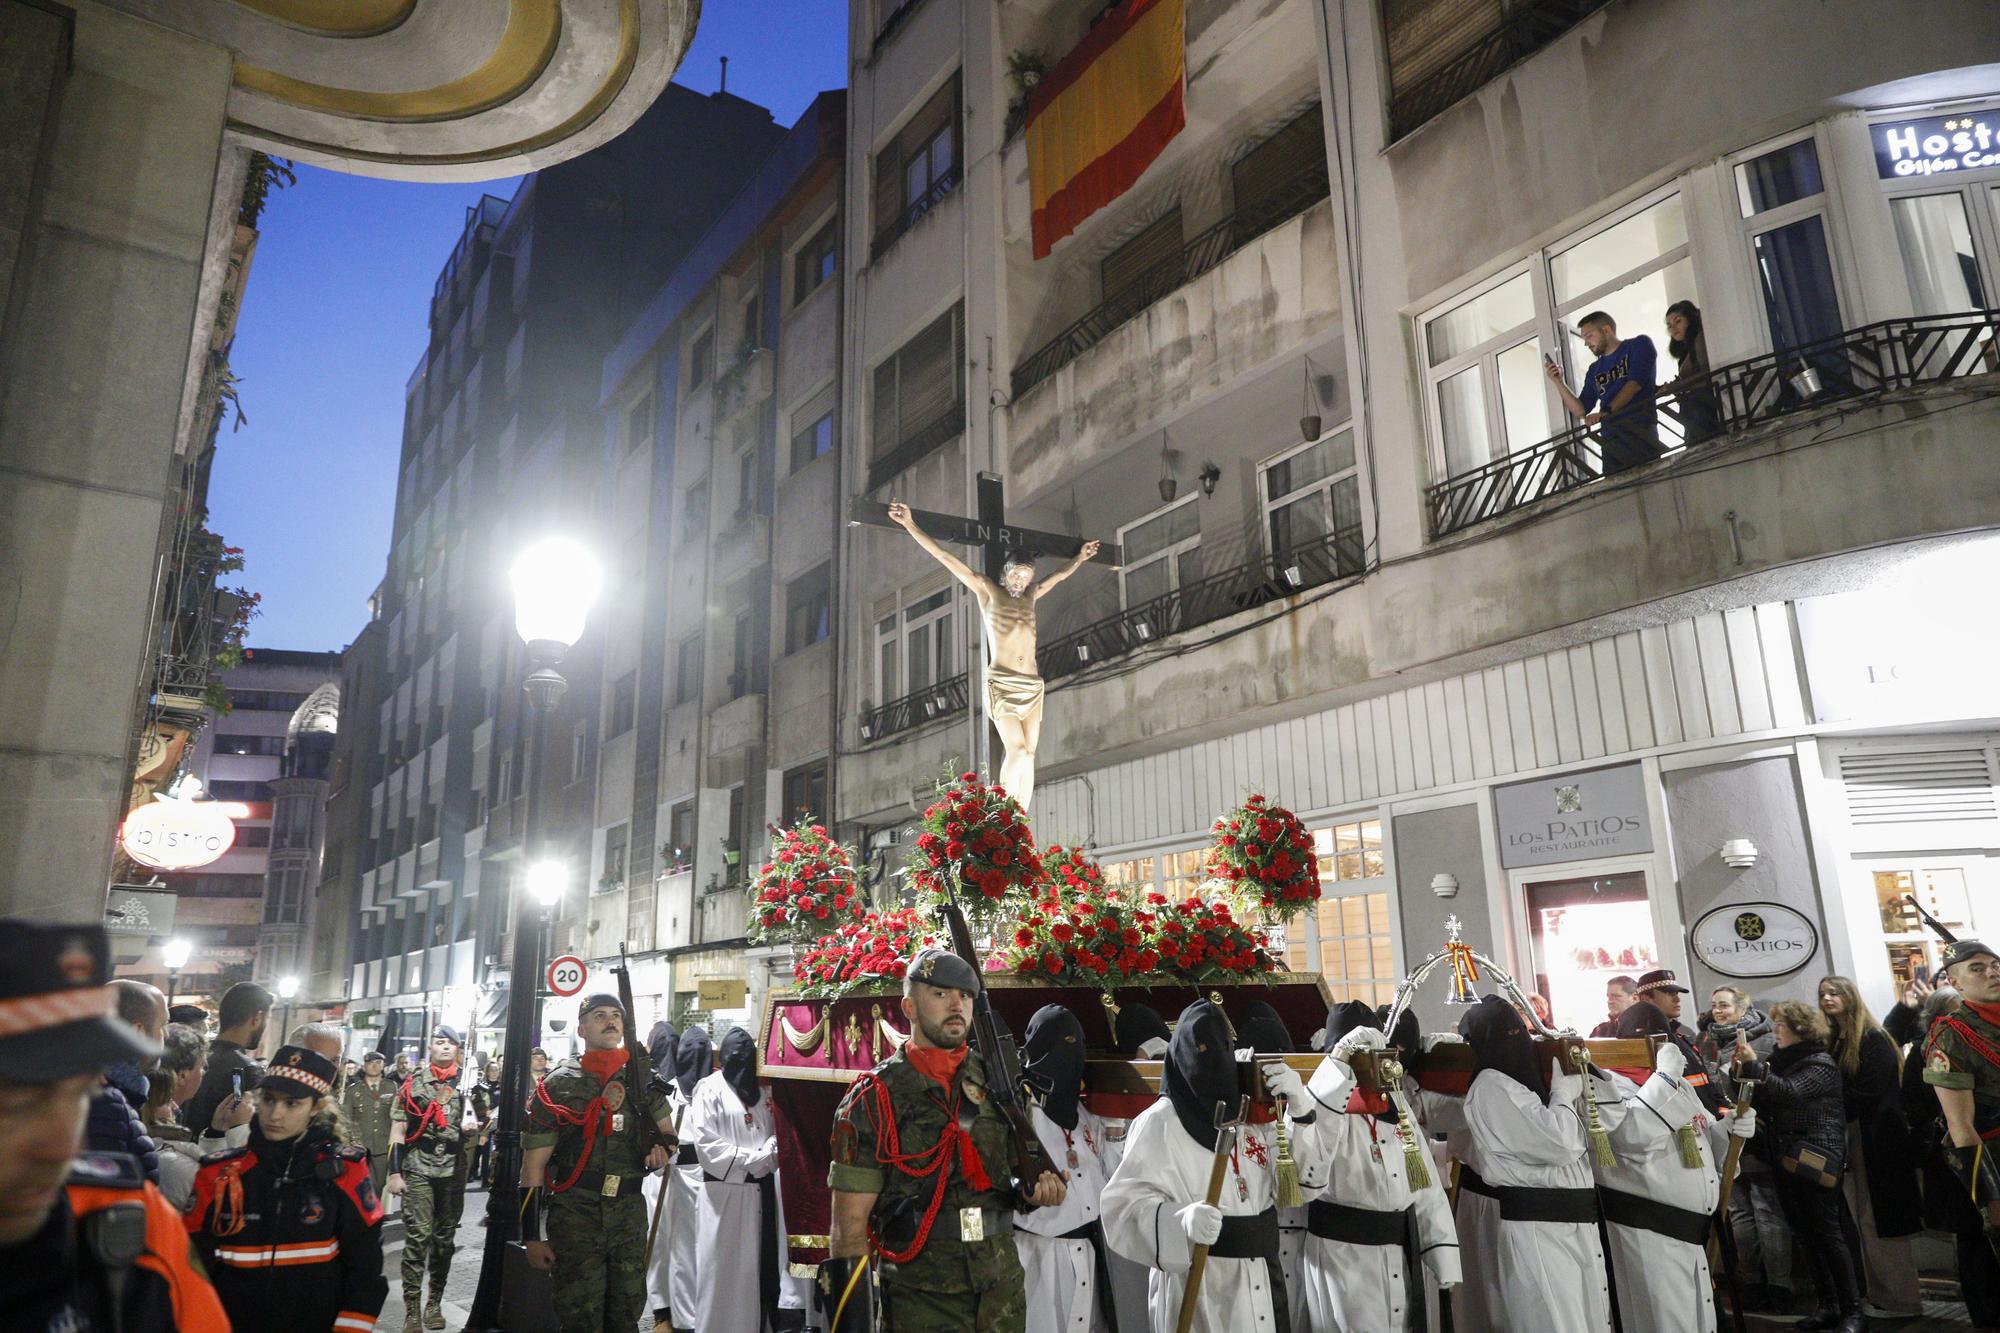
673, 636, 701, 705
794, 221, 838, 304
606, 670, 636, 737
600, 823, 629, 890
232, 825, 272, 848
1734, 137, 1846, 358
1890, 192, 1988, 316
206, 780, 273, 802
790, 387, 836, 472
213, 734, 286, 757
735, 447, 760, 517
1230, 106, 1329, 231
1101, 212, 1184, 308
870, 304, 964, 472
1118, 496, 1200, 608
666, 801, 695, 872
621, 393, 655, 455
785, 564, 833, 653
872, 77, 960, 253
741, 294, 761, 353
726, 784, 748, 856
875, 587, 954, 703
226, 690, 312, 713
683, 478, 709, 536
688, 327, 714, 390
1283, 819, 1393, 1001
782, 762, 829, 823
1261, 428, 1362, 577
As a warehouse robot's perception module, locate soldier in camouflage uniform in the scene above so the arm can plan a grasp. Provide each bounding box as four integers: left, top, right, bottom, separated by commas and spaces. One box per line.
1923, 934, 2000, 1326
341, 1050, 396, 1196
521, 992, 678, 1333
825, 948, 1066, 1332
388, 1025, 469, 1332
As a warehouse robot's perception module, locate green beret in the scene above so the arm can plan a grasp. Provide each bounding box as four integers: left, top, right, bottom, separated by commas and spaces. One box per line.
1943, 938, 1998, 971
578, 993, 624, 1018
907, 947, 980, 996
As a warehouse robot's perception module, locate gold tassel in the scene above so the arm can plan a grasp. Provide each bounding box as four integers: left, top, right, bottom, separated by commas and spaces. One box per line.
1581, 1068, 1616, 1168
1274, 1114, 1304, 1208
1388, 1088, 1432, 1191
1676, 1123, 1703, 1169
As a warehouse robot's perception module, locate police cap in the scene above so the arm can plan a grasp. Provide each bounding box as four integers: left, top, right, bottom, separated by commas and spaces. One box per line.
906, 947, 980, 997
259, 1044, 338, 1100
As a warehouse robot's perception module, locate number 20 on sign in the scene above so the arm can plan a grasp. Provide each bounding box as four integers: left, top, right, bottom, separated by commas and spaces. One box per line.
546, 954, 586, 997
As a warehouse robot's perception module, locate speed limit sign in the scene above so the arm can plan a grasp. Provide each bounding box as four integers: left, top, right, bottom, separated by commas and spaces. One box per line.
546, 954, 587, 997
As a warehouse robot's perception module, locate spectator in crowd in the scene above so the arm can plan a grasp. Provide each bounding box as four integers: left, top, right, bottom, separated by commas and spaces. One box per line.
1526, 992, 1554, 1027
1662, 300, 1721, 445
182, 981, 270, 1137
1545, 310, 1664, 474
1701, 986, 1792, 1310
1616, 970, 1723, 1114
1882, 976, 1933, 1049
143, 1022, 207, 1209
341, 1051, 396, 1198
1820, 975, 1924, 1318
390, 1048, 414, 1086
471, 1057, 502, 1185
1592, 974, 1638, 1037
86, 979, 166, 1184
1736, 1000, 1862, 1332
168, 1003, 211, 1035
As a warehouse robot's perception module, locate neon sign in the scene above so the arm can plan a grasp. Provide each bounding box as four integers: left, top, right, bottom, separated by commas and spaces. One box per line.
1873, 112, 2000, 179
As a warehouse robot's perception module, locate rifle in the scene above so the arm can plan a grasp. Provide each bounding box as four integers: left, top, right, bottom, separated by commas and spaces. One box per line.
614, 941, 672, 1159
936, 879, 1061, 1190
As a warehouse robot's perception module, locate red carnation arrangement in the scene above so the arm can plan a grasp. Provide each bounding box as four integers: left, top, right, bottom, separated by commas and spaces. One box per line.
1150, 892, 1282, 981
910, 772, 1044, 928
792, 907, 945, 999
748, 819, 863, 946
1040, 843, 1107, 899
999, 868, 1164, 993
1203, 793, 1320, 921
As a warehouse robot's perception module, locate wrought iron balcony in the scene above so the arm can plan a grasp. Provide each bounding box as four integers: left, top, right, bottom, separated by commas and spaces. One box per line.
860, 672, 969, 745
864, 401, 966, 491
1388, 0, 1612, 143
1011, 167, 1331, 400
1426, 310, 2000, 538
872, 162, 962, 262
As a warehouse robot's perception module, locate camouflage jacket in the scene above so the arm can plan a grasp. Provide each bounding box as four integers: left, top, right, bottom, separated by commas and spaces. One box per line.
523, 1056, 671, 1198
1924, 1001, 2000, 1136
390, 1066, 463, 1177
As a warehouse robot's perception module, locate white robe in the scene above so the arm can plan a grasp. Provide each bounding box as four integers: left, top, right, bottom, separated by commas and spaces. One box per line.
668, 1096, 703, 1328
1014, 1104, 1115, 1333
642, 1083, 690, 1319
1100, 1094, 1331, 1333
1451, 1068, 1621, 1333
1598, 1071, 1729, 1333
690, 1072, 787, 1333
1299, 1058, 1461, 1332
1094, 1114, 1154, 1333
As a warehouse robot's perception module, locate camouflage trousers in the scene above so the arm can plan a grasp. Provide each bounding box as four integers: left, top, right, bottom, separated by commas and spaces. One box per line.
400, 1169, 465, 1305
879, 1233, 1027, 1332
546, 1188, 648, 1333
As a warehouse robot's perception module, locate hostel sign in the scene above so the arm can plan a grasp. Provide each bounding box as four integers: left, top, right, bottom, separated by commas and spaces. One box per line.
1496, 763, 1652, 869
1872, 112, 2000, 178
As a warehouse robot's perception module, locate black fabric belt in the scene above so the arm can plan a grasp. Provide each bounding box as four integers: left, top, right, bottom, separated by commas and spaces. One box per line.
565, 1172, 644, 1198
1307, 1199, 1410, 1246
1600, 1185, 1713, 1247
1058, 1220, 1102, 1242
1207, 1207, 1280, 1261
1457, 1166, 1597, 1224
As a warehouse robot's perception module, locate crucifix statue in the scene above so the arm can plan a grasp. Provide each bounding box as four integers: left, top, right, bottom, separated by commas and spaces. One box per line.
853, 473, 1116, 813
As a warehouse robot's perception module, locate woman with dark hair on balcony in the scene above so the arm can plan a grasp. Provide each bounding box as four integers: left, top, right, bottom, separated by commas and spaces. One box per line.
1664, 300, 1722, 445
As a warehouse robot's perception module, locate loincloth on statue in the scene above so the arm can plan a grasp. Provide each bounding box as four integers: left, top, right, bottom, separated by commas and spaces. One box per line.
985, 664, 1045, 721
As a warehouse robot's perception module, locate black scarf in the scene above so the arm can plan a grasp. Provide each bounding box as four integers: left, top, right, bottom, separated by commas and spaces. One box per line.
719, 1028, 760, 1108
1022, 1004, 1086, 1131
1113, 1003, 1171, 1056
675, 1026, 712, 1100
1321, 999, 1379, 1053
1165, 1001, 1238, 1150
1238, 1001, 1292, 1055
1459, 994, 1545, 1103
647, 1020, 679, 1073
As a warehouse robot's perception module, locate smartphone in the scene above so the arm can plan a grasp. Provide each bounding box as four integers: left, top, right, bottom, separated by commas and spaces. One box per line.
231, 1070, 242, 1098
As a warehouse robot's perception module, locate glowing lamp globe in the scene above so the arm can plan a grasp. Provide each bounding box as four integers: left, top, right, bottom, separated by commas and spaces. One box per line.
526, 859, 567, 906
277, 975, 299, 1000
162, 938, 193, 971
510, 538, 603, 650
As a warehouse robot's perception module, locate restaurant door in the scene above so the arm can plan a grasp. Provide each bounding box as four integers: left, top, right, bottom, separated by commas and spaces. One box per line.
1514, 864, 1662, 1033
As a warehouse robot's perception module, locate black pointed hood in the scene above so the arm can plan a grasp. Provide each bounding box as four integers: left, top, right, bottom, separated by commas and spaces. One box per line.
1164, 1000, 1239, 1150
1113, 1003, 1171, 1057
1385, 1004, 1420, 1055
1459, 994, 1545, 1102
1238, 1001, 1292, 1054
1321, 999, 1380, 1053
675, 1025, 712, 1099
719, 1027, 760, 1108
647, 1020, 679, 1072
1022, 1005, 1086, 1132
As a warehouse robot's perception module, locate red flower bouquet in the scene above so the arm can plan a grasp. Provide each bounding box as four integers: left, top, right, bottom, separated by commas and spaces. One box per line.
792, 907, 945, 998
1151, 893, 1282, 981
749, 819, 863, 946
909, 772, 1044, 928
1203, 794, 1320, 922
1039, 843, 1107, 900
989, 846, 1158, 992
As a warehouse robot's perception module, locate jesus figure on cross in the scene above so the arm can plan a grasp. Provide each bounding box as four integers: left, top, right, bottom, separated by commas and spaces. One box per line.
888, 500, 1098, 812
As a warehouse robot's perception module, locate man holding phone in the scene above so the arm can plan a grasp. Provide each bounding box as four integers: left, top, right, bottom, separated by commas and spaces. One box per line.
181, 981, 270, 1140
1544, 310, 1664, 476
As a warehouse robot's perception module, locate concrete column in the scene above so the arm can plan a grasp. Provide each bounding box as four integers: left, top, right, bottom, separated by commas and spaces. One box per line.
0, 4, 232, 919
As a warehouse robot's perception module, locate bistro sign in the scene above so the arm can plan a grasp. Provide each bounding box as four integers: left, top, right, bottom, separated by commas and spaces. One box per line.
1496, 763, 1652, 869
1690, 901, 1820, 979
1873, 112, 2000, 178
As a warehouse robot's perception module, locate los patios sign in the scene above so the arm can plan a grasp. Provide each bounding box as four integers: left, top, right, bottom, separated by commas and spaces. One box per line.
1496, 764, 1652, 869
1690, 901, 1820, 979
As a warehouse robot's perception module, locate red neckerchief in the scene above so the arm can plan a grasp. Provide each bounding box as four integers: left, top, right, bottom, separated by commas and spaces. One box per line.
398, 1066, 458, 1139
430, 1062, 459, 1083
903, 1042, 966, 1090
1964, 999, 2000, 1027
533, 1051, 629, 1194
580, 1048, 628, 1085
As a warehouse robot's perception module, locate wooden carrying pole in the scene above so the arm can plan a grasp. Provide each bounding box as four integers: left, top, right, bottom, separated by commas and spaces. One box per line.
1177, 1097, 1248, 1333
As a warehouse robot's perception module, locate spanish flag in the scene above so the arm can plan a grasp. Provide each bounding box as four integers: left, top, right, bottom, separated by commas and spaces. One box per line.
1026, 0, 1186, 260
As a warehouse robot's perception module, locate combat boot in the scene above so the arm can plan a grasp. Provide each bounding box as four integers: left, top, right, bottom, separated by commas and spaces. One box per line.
402, 1312, 422, 1333
423, 1294, 445, 1329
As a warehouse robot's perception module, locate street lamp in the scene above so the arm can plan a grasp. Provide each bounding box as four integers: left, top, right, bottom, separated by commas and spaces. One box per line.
162, 937, 192, 1008
468, 536, 601, 1331
276, 974, 299, 1053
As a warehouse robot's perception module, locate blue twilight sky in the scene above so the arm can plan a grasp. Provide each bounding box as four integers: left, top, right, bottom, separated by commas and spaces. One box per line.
209, 2, 847, 653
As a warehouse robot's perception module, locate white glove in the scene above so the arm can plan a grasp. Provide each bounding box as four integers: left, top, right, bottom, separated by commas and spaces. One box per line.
1176, 1201, 1223, 1246
1419, 1033, 1466, 1053
1729, 1107, 1757, 1140
1332, 1026, 1387, 1062
1654, 1040, 1686, 1081
1261, 1060, 1309, 1115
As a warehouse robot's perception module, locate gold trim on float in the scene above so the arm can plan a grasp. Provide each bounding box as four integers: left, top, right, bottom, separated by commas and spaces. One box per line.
226, 0, 644, 169
227, 0, 417, 38
234, 0, 561, 124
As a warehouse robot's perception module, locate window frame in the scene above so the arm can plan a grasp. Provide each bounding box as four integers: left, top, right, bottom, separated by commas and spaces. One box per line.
789, 399, 836, 474
784, 563, 834, 655
606, 670, 637, 738
870, 302, 965, 464
1116, 492, 1202, 611
873, 583, 955, 704
687, 325, 715, 391
781, 761, 830, 825
672, 635, 701, 706
1724, 127, 1859, 358
792, 218, 839, 307
1258, 424, 1361, 563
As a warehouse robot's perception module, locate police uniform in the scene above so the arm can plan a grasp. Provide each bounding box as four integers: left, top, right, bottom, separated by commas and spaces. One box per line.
0, 920, 231, 1333
826, 948, 1033, 1332
390, 1026, 467, 1325
341, 1059, 396, 1195
1923, 936, 2000, 1325
185, 1044, 390, 1332
524, 993, 675, 1333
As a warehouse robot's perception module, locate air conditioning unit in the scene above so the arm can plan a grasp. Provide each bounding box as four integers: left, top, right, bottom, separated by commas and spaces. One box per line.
870, 828, 901, 850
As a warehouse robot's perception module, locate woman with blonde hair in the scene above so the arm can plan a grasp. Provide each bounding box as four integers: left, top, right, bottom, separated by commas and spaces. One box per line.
1818, 975, 1923, 1318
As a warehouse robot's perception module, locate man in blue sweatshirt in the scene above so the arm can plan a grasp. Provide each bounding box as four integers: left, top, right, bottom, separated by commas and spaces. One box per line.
1546, 310, 1664, 476
85, 979, 166, 1183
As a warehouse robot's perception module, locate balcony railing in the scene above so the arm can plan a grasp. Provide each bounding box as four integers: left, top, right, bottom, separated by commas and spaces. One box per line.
1388, 0, 1612, 143
860, 671, 970, 745
1011, 168, 1331, 399
872, 162, 962, 262
1426, 310, 2000, 538
865, 401, 966, 491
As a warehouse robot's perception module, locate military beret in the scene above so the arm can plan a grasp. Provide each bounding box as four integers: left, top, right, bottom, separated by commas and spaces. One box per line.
432, 1024, 464, 1047
1943, 938, 1999, 970
906, 947, 980, 996
362, 1051, 385, 1065
579, 993, 624, 1018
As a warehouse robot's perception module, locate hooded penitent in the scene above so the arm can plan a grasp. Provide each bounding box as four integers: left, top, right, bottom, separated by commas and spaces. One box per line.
1459, 993, 1545, 1102
676, 1025, 713, 1100
1238, 1001, 1293, 1055
719, 1027, 760, 1108
647, 1020, 679, 1072
1113, 1002, 1171, 1057
1616, 994, 1724, 1113
1165, 1000, 1240, 1150
1321, 999, 1380, 1053
1022, 1004, 1086, 1131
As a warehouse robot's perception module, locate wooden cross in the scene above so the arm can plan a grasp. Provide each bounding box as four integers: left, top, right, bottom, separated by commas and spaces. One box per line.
852, 471, 1121, 580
